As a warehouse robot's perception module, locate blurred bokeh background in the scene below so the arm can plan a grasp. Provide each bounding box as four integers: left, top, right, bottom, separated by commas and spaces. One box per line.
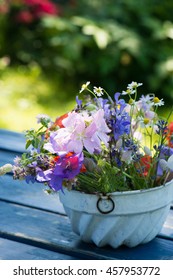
0, 0, 173, 131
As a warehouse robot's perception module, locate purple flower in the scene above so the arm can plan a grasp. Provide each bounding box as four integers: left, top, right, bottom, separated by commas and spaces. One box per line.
25, 174, 36, 184
157, 145, 173, 157
114, 92, 127, 112
155, 120, 168, 136
76, 96, 82, 108
36, 153, 84, 191
54, 152, 84, 179
96, 98, 110, 119
109, 93, 131, 141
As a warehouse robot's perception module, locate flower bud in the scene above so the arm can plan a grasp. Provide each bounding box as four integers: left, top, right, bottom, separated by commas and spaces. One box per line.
116, 138, 123, 150
0, 164, 13, 175
159, 159, 168, 171
144, 146, 152, 156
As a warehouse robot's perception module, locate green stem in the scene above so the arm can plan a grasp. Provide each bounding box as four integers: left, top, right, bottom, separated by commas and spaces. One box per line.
103, 89, 114, 104
86, 88, 98, 99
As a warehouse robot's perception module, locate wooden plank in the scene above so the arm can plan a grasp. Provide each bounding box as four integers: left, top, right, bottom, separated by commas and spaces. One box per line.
0, 150, 22, 166
0, 237, 78, 260
0, 174, 65, 214
159, 211, 173, 239
0, 129, 25, 153
0, 200, 173, 260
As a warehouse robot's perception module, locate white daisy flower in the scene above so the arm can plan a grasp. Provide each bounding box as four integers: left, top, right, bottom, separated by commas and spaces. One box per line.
93, 86, 104, 97
122, 89, 135, 95
138, 116, 152, 128
127, 81, 143, 90
122, 81, 143, 95
152, 97, 164, 107
79, 81, 90, 93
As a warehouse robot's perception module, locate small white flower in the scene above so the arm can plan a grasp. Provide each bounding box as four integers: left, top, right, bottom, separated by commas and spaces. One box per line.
79, 81, 90, 93
122, 81, 143, 95
139, 94, 154, 103
122, 89, 135, 95
127, 81, 143, 90
152, 97, 164, 107
138, 116, 152, 128
36, 114, 51, 124
93, 86, 104, 97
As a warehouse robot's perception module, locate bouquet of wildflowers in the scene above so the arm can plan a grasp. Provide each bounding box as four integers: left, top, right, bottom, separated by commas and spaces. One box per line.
1, 82, 173, 194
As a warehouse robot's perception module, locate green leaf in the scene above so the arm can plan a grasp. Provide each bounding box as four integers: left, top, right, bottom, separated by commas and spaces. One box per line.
25, 140, 32, 150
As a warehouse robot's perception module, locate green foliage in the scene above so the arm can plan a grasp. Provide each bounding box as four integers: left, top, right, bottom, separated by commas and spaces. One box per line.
0, 0, 173, 126
76, 157, 154, 194
77, 160, 131, 194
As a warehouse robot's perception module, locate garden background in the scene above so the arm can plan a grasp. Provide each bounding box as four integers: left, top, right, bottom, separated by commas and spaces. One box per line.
0, 0, 173, 131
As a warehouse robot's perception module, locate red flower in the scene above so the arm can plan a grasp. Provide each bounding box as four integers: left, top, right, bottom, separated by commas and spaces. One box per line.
45, 113, 68, 139
54, 113, 68, 128
35, 3, 58, 17
51, 153, 86, 173
139, 155, 152, 177
167, 122, 173, 148
80, 164, 87, 173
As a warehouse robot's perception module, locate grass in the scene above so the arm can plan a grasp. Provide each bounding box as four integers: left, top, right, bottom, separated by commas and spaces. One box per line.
0, 65, 76, 132
0, 65, 172, 133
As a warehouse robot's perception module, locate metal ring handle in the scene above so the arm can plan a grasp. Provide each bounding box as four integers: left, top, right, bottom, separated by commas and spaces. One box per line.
96, 196, 115, 214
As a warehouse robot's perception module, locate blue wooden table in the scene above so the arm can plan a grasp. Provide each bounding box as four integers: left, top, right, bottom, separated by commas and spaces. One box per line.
0, 129, 173, 260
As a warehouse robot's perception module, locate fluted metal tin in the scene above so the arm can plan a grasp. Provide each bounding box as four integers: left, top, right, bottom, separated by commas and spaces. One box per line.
59, 179, 173, 248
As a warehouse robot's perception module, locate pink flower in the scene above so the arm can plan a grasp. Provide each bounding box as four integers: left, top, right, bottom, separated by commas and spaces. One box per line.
43, 131, 69, 156
63, 110, 110, 154
92, 109, 111, 147
24, 0, 59, 17
44, 110, 110, 155
62, 111, 99, 154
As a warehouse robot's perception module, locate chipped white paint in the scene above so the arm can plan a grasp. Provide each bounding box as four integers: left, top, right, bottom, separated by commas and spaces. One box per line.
59, 179, 173, 248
